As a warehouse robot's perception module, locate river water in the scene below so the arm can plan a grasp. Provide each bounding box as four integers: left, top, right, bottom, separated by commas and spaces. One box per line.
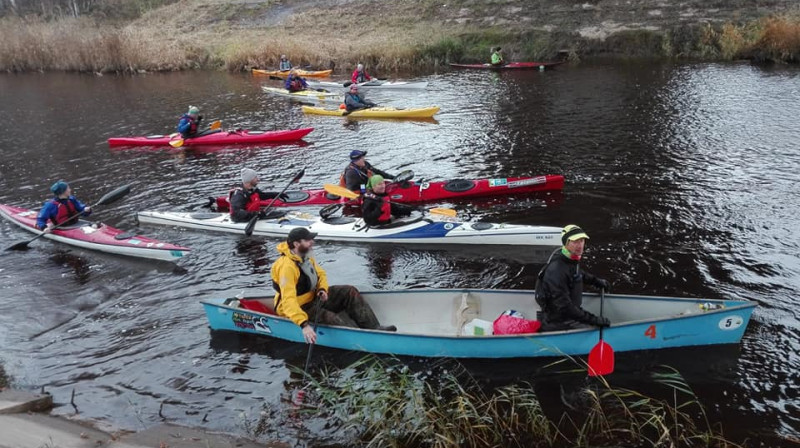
0, 62, 798, 445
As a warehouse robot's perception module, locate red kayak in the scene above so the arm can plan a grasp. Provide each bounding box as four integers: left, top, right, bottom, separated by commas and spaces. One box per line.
213, 175, 564, 211
0, 204, 190, 261
449, 62, 564, 70
107, 128, 313, 147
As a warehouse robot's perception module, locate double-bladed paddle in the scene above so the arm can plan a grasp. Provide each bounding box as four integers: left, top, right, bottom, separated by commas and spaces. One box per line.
6, 184, 132, 251
322, 184, 457, 217
244, 168, 305, 236
169, 120, 222, 148
588, 288, 615, 377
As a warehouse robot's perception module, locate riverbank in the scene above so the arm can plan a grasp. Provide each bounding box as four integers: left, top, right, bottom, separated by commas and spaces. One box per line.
0, 0, 798, 73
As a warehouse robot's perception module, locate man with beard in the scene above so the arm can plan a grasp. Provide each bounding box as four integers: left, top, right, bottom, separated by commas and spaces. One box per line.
270, 228, 397, 344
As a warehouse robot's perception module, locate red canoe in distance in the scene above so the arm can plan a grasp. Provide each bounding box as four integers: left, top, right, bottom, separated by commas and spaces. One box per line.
107, 128, 313, 148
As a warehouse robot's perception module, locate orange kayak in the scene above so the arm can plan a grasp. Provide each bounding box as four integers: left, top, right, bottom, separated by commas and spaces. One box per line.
252, 69, 333, 78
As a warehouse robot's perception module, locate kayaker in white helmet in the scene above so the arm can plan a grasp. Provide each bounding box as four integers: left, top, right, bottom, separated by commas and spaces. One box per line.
534, 225, 612, 331
35, 180, 92, 232
228, 168, 288, 223
351, 63, 372, 84
271, 227, 397, 345
279, 54, 292, 71
490, 47, 505, 66
339, 149, 394, 192
343, 84, 376, 114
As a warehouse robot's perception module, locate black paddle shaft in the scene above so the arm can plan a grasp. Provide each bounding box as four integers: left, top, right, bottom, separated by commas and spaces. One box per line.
244, 169, 305, 236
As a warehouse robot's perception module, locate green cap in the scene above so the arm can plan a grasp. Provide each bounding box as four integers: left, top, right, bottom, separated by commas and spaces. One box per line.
188, 106, 200, 115
366, 175, 385, 189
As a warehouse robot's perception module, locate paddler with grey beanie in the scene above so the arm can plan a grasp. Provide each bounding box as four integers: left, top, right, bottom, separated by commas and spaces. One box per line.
270, 227, 396, 344
228, 168, 289, 223
534, 225, 612, 331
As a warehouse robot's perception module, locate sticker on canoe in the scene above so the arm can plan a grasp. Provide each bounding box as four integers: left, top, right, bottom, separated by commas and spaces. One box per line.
718, 315, 744, 330
170, 250, 184, 258
489, 179, 508, 187
419, 182, 430, 191
444, 223, 455, 230
254, 317, 272, 334
127, 239, 142, 245
507, 177, 547, 188
232, 311, 271, 333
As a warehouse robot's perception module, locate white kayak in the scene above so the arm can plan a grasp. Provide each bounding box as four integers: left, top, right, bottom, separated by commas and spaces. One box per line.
260, 86, 338, 103
136, 211, 561, 247
307, 80, 428, 90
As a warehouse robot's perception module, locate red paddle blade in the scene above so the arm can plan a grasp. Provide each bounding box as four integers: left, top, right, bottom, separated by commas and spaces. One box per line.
588, 340, 615, 377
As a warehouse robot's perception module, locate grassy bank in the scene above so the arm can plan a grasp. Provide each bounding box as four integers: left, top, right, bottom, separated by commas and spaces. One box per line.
240, 357, 742, 447
1, 2, 799, 73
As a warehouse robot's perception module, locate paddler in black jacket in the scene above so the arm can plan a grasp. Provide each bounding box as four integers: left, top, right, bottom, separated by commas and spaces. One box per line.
340, 150, 395, 193
229, 168, 287, 223
362, 175, 412, 226
534, 225, 611, 331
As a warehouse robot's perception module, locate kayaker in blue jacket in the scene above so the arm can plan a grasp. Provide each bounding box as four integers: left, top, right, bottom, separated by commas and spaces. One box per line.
177, 106, 203, 138
534, 225, 611, 331
343, 85, 376, 113
285, 70, 308, 92
35, 180, 92, 231
279, 55, 292, 71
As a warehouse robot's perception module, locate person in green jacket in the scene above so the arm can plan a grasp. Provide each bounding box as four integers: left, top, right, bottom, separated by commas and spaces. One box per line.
491, 47, 505, 66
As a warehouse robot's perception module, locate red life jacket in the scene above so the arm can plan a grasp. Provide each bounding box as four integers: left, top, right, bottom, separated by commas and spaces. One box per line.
181, 114, 198, 134
228, 187, 261, 216
378, 198, 391, 222
51, 198, 78, 226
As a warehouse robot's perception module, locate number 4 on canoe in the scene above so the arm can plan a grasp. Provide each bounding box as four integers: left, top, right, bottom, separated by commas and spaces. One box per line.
322, 184, 457, 217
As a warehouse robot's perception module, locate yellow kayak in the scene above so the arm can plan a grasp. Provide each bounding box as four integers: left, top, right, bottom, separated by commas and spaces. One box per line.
253, 69, 333, 78
301, 106, 440, 118
261, 86, 338, 101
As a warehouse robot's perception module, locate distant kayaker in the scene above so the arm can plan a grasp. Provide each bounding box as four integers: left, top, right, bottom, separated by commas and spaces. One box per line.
271, 227, 397, 344
343, 85, 376, 113
351, 63, 372, 83
340, 149, 395, 192
534, 225, 611, 331
177, 106, 203, 138
229, 168, 287, 223
279, 54, 292, 71
362, 175, 413, 226
490, 47, 505, 66
284, 70, 308, 93
35, 180, 91, 231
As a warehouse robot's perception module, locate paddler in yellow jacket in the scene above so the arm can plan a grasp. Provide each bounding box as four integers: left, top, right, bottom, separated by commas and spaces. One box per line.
270, 227, 396, 344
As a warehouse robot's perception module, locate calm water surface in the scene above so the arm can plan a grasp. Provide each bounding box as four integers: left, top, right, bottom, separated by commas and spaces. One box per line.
0, 61, 798, 444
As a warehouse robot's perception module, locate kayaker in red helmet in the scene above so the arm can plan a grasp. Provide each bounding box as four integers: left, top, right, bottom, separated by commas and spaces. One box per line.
351, 63, 372, 84
490, 47, 505, 66
284, 69, 308, 93
362, 175, 413, 226
339, 150, 394, 192
229, 168, 288, 223
177, 106, 203, 138
35, 180, 91, 231
271, 227, 396, 345
343, 84, 377, 114
534, 225, 612, 331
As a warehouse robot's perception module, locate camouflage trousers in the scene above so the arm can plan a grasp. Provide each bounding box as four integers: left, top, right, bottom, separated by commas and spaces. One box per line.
301, 285, 381, 329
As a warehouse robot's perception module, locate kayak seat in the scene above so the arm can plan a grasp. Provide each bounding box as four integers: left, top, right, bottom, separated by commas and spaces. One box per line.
471, 222, 494, 231
322, 217, 356, 225
325, 193, 341, 200
114, 232, 135, 240
189, 212, 224, 220
443, 179, 476, 192
282, 190, 311, 203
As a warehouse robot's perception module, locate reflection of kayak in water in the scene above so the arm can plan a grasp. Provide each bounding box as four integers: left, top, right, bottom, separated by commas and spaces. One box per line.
449, 61, 564, 70
200, 290, 756, 358
301, 105, 440, 118
136, 210, 562, 247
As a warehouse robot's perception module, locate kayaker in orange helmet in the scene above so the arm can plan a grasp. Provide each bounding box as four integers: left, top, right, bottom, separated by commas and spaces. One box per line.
229, 168, 288, 223
271, 227, 396, 344
339, 150, 394, 192
534, 225, 612, 331
35, 180, 91, 231
351, 63, 372, 84
490, 47, 505, 66
361, 175, 413, 226
279, 54, 292, 71
343, 84, 376, 114
177, 106, 203, 138
284, 70, 308, 93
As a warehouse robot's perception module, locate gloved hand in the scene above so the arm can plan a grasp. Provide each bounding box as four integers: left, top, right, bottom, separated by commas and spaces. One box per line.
596, 278, 610, 291
590, 315, 611, 328
84, 206, 92, 213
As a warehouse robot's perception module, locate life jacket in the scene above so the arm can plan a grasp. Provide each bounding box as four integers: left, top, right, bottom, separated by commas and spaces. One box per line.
339, 162, 374, 188
180, 114, 198, 134
50, 198, 78, 226
372, 194, 392, 222
289, 78, 304, 91
272, 257, 315, 309
353, 70, 369, 83
228, 187, 261, 216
